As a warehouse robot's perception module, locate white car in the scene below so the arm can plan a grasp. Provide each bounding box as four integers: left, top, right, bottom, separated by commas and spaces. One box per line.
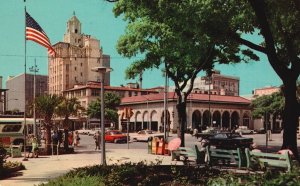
77, 129, 92, 135
235, 126, 254, 134
131, 130, 162, 142
88, 128, 101, 136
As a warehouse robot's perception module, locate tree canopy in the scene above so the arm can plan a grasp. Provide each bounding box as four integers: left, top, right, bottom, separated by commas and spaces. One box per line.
113, 0, 258, 146
251, 92, 285, 119
87, 92, 121, 124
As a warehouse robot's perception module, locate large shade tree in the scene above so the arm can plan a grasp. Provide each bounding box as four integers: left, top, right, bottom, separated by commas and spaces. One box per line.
194, 0, 299, 159
113, 0, 258, 146
35, 94, 62, 154
56, 97, 84, 151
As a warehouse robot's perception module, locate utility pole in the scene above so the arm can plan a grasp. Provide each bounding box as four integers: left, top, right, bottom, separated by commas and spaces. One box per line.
29, 59, 39, 137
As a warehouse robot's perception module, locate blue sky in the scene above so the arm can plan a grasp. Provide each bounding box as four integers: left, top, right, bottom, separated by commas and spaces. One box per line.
0, 0, 282, 95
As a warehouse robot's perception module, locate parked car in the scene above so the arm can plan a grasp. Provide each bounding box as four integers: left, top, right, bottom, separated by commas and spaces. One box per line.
202, 127, 219, 134
105, 130, 128, 143
88, 128, 101, 136
77, 128, 92, 135
235, 126, 254, 134
208, 132, 253, 149
255, 128, 266, 134
131, 130, 163, 142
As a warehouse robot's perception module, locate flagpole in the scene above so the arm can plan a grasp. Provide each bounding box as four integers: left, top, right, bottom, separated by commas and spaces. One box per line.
23, 2, 28, 161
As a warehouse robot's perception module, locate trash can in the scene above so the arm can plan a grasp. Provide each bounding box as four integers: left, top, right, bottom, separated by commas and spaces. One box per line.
11, 145, 22, 158
156, 139, 165, 155
147, 137, 153, 154
151, 137, 159, 154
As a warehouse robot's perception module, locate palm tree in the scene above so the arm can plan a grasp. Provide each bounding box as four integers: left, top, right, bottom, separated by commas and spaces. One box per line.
56, 97, 84, 151
35, 94, 62, 154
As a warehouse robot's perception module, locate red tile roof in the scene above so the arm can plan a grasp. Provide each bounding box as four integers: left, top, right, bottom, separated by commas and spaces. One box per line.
121, 92, 251, 104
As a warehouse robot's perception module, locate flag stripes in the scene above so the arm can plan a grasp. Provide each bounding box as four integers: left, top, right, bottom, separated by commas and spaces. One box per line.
26, 12, 55, 56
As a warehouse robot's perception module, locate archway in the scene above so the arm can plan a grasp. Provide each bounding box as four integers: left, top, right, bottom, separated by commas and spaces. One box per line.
150, 110, 158, 131
222, 111, 230, 129
242, 112, 250, 128
202, 110, 211, 129
212, 111, 221, 127
135, 111, 142, 132
231, 111, 239, 129
192, 110, 201, 129
142, 111, 150, 130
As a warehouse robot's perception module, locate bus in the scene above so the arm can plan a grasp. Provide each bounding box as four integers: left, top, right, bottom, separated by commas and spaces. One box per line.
0, 118, 38, 146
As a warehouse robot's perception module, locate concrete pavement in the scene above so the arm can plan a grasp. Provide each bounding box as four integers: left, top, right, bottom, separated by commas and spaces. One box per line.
0, 148, 182, 186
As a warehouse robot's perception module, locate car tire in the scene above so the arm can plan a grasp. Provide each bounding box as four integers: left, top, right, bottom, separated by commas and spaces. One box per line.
114, 139, 118, 143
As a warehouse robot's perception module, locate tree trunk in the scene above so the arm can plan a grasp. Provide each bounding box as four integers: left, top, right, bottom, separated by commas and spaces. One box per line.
177, 102, 187, 147
281, 78, 299, 161
45, 125, 52, 155
63, 118, 69, 152
64, 129, 69, 152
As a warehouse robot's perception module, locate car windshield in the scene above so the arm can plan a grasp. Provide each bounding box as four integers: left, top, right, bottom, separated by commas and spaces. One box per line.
110, 131, 122, 135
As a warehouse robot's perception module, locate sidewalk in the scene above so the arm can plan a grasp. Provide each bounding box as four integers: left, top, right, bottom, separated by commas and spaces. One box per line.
0, 149, 181, 186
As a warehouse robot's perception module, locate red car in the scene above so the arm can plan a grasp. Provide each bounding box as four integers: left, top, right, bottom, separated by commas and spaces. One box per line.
105, 130, 128, 143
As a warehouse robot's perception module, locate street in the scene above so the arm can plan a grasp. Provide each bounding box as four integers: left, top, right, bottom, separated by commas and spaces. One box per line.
75, 132, 290, 152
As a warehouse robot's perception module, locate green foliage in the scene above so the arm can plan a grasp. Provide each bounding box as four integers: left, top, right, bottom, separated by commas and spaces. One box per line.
114, 0, 257, 85
87, 92, 121, 123
41, 162, 222, 186
55, 97, 85, 128
35, 94, 62, 127
41, 175, 105, 186
208, 167, 300, 186
251, 91, 284, 118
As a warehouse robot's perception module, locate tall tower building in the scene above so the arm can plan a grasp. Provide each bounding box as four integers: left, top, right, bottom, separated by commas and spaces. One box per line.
48, 13, 110, 95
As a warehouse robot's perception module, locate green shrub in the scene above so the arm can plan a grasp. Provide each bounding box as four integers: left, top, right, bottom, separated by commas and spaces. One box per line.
207, 167, 300, 186
40, 175, 105, 186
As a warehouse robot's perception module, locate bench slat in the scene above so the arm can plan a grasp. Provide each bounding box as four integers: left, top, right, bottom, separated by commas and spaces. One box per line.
245, 148, 292, 172
206, 146, 242, 168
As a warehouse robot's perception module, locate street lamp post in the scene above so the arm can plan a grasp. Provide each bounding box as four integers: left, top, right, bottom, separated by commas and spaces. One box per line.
92, 66, 112, 166
29, 59, 39, 137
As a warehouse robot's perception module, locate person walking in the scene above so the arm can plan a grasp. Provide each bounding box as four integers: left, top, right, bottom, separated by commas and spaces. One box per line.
74, 131, 80, 147
31, 136, 39, 158
94, 131, 101, 150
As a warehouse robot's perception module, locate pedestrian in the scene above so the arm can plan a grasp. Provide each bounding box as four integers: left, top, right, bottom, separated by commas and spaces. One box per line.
68, 132, 73, 146
74, 131, 80, 146
57, 130, 63, 148
94, 131, 101, 150
31, 136, 39, 158
52, 130, 58, 145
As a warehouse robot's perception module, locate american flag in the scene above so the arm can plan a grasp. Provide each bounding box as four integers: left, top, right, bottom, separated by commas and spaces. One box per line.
26, 12, 55, 56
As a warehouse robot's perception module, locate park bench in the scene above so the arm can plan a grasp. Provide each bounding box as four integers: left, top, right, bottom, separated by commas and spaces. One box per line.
206, 146, 242, 168
171, 145, 205, 164
245, 148, 292, 172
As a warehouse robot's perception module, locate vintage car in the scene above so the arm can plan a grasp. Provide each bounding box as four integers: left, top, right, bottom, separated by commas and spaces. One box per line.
235, 126, 254, 134
77, 128, 92, 135
208, 132, 253, 149
202, 127, 219, 134
131, 130, 163, 142
105, 130, 128, 143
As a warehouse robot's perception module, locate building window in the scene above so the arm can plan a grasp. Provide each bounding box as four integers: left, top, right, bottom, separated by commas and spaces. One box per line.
80, 72, 83, 76
80, 63, 83, 67
75, 29, 78, 33
75, 67, 77, 71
